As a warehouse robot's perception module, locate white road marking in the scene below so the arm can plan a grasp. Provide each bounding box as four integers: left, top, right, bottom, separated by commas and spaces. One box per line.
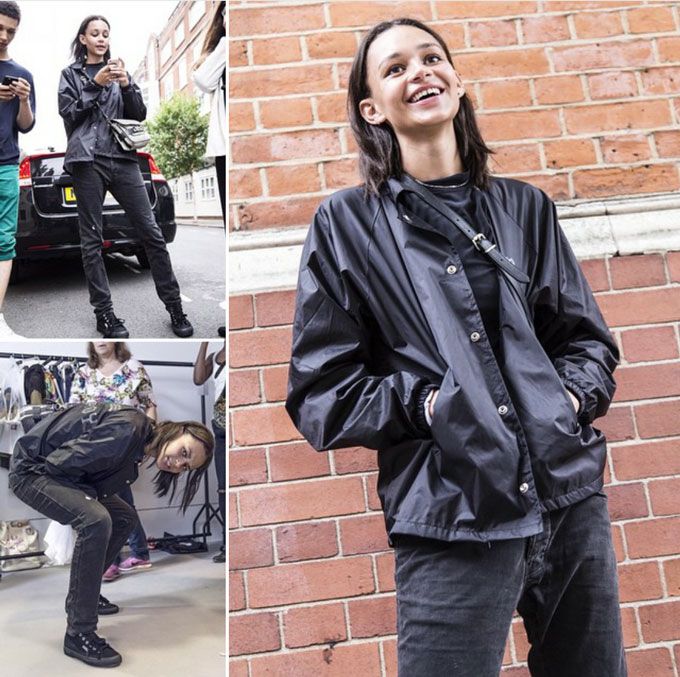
180, 294, 193, 303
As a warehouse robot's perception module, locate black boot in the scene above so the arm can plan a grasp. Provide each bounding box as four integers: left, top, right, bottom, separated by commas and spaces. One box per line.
96, 311, 129, 339
97, 594, 119, 615
167, 301, 194, 338
63, 631, 122, 668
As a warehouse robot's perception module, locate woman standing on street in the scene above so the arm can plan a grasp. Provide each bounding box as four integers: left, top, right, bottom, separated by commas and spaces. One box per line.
58, 15, 193, 339
69, 341, 156, 582
286, 18, 625, 677
9, 403, 214, 668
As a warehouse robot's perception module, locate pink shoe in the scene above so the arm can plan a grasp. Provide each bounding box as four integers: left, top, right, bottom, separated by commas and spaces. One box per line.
119, 557, 152, 573
102, 564, 120, 582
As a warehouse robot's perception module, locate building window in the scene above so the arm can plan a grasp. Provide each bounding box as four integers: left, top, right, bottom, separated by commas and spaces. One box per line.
171, 181, 179, 201
160, 39, 171, 65
200, 175, 215, 200
184, 180, 194, 202
178, 56, 187, 90
164, 72, 175, 100
189, 1, 204, 27
175, 20, 185, 48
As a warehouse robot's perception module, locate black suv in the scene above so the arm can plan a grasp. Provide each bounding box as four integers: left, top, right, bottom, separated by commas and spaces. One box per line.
14, 150, 176, 280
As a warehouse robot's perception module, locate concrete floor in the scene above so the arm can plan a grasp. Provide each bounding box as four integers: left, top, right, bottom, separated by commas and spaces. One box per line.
0, 549, 225, 676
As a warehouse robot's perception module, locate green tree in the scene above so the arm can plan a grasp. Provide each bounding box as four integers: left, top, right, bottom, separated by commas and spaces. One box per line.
147, 93, 209, 179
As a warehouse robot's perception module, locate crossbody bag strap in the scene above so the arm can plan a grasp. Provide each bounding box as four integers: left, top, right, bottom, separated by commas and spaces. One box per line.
399, 178, 530, 285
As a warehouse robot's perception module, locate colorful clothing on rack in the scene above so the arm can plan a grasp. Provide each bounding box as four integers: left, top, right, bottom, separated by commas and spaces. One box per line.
68, 359, 156, 412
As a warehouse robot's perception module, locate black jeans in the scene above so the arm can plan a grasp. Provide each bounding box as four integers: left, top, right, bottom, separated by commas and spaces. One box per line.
215, 155, 225, 227
394, 492, 626, 677
70, 157, 181, 315
9, 471, 135, 635
212, 420, 226, 547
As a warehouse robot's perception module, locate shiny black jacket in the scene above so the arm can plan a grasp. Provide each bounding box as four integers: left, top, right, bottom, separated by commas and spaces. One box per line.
9, 404, 153, 499
286, 174, 618, 543
58, 61, 146, 171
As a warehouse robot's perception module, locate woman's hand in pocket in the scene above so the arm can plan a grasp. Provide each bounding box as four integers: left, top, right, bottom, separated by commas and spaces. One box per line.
567, 389, 579, 413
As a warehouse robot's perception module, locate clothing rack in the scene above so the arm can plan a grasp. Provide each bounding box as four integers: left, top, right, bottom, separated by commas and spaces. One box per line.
0, 351, 222, 572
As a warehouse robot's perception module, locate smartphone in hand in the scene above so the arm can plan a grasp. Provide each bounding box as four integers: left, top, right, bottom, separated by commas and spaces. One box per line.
1, 75, 20, 86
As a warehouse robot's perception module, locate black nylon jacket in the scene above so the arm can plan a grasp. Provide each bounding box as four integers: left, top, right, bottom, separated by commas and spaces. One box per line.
9, 403, 153, 500
58, 61, 146, 172
286, 174, 619, 543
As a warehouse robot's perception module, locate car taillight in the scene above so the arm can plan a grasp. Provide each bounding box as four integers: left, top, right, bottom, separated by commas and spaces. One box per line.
139, 152, 165, 181
19, 157, 31, 187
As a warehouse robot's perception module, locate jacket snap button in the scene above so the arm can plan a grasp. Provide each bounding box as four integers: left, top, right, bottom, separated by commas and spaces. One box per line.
446, 264, 457, 275
498, 405, 508, 415
519, 483, 529, 494
402, 213, 412, 223
470, 332, 481, 342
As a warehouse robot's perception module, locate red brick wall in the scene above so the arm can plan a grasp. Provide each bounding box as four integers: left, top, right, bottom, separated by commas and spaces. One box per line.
230, 0, 680, 231
229, 251, 680, 675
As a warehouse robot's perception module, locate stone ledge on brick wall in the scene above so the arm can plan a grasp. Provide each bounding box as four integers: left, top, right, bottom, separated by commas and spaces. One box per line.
229, 193, 680, 294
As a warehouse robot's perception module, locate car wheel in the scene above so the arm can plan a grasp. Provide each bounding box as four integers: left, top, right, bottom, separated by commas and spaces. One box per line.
135, 249, 151, 269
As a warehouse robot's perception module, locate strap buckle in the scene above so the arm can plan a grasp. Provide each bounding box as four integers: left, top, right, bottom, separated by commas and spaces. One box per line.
471, 233, 497, 254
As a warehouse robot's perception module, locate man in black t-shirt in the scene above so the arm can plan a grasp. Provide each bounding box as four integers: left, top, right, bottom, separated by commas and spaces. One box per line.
0, 1, 34, 337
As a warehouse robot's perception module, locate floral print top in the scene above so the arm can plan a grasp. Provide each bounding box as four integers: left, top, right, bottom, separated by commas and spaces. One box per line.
68, 359, 156, 413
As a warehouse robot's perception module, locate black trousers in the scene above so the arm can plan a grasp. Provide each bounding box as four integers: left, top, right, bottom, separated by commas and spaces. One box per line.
394, 491, 627, 676
215, 155, 225, 228
212, 420, 226, 546
9, 471, 135, 635
70, 157, 181, 315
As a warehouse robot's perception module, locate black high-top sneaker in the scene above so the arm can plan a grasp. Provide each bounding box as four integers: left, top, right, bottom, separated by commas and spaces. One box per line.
95, 310, 129, 339
167, 301, 194, 338
97, 594, 119, 615
63, 630, 122, 668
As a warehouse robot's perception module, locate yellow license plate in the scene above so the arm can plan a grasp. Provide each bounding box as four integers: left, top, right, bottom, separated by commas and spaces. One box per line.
63, 187, 118, 206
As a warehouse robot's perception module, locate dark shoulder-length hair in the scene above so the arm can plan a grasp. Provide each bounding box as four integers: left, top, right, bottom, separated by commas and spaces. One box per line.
347, 17, 493, 195
70, 15, 111, 63
87, 342, 132, 369
147, 421, 215, 513
199, 1, 225, 59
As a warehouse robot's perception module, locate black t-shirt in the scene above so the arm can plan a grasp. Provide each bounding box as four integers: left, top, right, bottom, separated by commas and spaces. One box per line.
82, 62, 119, 160
421, 172, 501, 358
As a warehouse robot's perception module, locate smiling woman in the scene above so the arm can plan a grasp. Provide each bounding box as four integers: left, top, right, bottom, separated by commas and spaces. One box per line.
285, 16, 625, 677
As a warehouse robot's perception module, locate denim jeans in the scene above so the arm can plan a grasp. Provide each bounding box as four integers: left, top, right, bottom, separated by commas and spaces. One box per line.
394, 492, 626, 677
9, 471, 135, 635
212, 420, 226, 547
70, 157, 181, 315
114, 483, 149, 563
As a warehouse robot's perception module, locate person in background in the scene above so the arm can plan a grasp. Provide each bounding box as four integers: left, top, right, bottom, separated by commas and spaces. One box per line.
9, 403, 214, 668
0, 0, 34, 337
69, 342, 156, 581
193, 340, 225, 563
193, 1, 225, 338
58, 14, 193, 339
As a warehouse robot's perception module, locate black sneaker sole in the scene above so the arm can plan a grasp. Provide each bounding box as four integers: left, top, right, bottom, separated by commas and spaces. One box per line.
96, 327, 130, 339
64, 645, 122, 668
97, 605, 120, 615
171, 325, 194, 338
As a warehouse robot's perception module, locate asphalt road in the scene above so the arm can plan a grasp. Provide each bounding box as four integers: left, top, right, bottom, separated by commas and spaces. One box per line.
4, 224, 226, 339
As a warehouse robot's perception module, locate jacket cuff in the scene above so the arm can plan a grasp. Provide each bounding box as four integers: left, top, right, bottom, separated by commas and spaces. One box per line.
562, 378, 586, 420
414, 384, 435, 435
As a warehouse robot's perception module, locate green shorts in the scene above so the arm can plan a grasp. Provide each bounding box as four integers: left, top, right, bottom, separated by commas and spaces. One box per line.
0, 164, 19, 261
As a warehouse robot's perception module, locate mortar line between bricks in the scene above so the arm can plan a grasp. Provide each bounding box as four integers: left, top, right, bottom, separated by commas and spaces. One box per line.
230, 633, 399, 662
235, 592, 400, 619
657, 558, 670, 599
231, 27, 672, 50
230, 471, 383, 491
